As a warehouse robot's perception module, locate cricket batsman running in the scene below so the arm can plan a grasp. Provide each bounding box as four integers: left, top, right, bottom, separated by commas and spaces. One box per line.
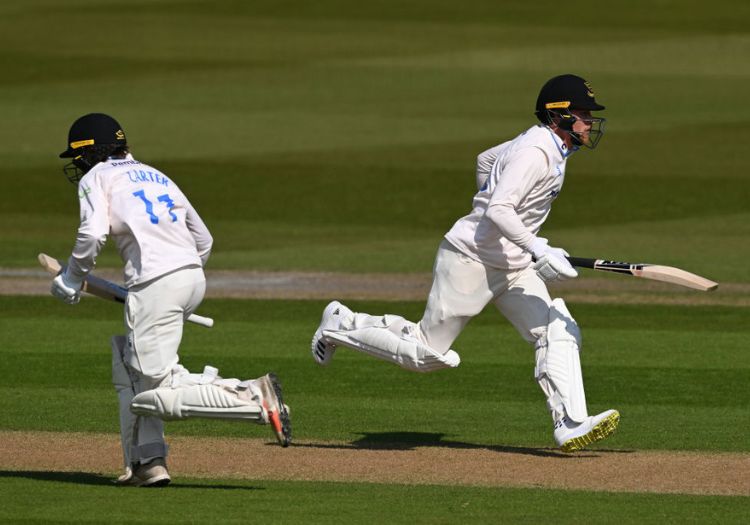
52, 114, 291, 486
312, 74, 619, 452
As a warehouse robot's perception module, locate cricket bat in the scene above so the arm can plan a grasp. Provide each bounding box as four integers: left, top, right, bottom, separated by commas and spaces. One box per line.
566, 257, 718, 292
38, 253, 214, 328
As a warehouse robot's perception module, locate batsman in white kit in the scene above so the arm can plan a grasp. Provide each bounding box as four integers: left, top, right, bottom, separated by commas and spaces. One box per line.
312, 74, 619, 452
52, 113, 291, 487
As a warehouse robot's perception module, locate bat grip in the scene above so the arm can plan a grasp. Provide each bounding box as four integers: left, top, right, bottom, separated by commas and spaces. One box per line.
565, 257, 596, 269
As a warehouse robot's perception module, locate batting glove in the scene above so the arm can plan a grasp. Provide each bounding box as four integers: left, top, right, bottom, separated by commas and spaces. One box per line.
529, 237, 578, 282
533, 254, 578, 282
51, 271, 83, 305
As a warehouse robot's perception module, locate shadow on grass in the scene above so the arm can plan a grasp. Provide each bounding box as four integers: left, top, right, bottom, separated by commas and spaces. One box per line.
0, 470, 262, 490
292, 431, 635, 459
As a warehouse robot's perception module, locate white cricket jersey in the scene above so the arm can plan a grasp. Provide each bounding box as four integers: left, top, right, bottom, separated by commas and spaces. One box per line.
67, 154, 213, 288
444, 125, 572, 269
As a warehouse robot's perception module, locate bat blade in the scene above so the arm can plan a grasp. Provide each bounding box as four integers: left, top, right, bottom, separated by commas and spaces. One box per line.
566, 257, 718, 292
632, 264, 719, 292
38, 253, 214, 327
38, 253, 62, 274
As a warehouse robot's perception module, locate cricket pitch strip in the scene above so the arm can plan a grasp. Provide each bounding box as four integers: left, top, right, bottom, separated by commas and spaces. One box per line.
0, 430, 747, 496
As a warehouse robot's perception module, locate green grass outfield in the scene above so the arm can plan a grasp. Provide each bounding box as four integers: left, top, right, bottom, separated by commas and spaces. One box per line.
1, 0, 749, 522
1, 0, 748, 281
0, 476, 747, 525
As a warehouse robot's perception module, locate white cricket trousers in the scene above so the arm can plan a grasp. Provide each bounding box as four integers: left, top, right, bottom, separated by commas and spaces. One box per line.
125, 266, 206, 380
121, 265, 205, 463
418, 240, 555, 353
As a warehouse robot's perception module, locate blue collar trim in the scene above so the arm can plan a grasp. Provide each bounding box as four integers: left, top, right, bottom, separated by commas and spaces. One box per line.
545, 127, 575, 159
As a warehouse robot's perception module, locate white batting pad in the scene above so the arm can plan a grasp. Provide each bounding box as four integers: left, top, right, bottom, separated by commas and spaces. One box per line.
323, 326, 460, 373
112, 335, 169, 473
534, 298, 588, 423
111, 335, 137, 471
130, 382, 265, 422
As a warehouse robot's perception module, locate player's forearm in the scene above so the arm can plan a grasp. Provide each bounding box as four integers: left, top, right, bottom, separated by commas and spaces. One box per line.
197, 244, 212, 267
195, 228, 213, 266
484, 148, 548, 253
67, 231, 107, 282
485, 202, 535, 250
185, 205, 213, 266
190, 226, 212, 267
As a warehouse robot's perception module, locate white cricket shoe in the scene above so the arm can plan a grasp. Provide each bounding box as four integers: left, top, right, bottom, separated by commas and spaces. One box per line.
311, 301, 353, 366
115, 458, 171, 487
554, 409, 620, 452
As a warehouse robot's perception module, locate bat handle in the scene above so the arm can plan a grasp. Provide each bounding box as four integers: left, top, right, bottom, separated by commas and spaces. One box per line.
565, 257, 596, 269
187, 313, 214, 328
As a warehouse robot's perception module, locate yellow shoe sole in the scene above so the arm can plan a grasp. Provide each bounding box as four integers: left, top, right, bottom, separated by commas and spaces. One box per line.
560, 410, 620, 453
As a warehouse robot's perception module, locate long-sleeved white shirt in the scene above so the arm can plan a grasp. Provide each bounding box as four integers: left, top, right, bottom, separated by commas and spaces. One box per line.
444, 125, 572, 269
67, 154, 213, 287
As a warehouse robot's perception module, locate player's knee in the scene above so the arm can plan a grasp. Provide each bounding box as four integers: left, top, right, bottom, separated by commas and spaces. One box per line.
548, 298, 581, 347
135, 370, 171, 392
